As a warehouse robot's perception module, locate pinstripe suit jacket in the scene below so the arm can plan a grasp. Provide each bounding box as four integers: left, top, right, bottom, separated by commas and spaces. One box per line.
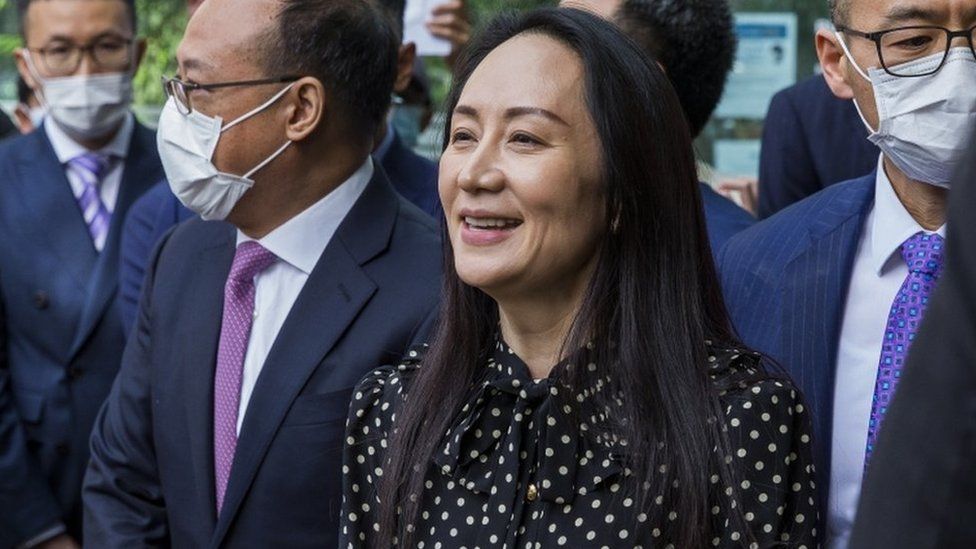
717, 172, 876, 505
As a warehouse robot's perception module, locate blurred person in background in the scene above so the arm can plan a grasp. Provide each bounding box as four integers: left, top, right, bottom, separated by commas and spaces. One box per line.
0, 0, 162, 547
757, 73, 878, 219
719, 0, 974, 546
342, 7, 817, 548
562, 0, 755, 255
83, 0, 440, 546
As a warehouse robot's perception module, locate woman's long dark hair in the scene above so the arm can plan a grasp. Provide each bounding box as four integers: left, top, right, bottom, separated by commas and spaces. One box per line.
378, 8, 742, 547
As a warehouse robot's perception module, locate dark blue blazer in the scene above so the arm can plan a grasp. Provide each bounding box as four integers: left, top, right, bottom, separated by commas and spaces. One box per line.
381, 128, 440, 218
758, 75, 878, 219
83, 167, 442, 548
0, 122, 162, 547
700, 182, 755, 255
717, 171, 876, 504
117, 129, 439, 333
117, 180, 194, 331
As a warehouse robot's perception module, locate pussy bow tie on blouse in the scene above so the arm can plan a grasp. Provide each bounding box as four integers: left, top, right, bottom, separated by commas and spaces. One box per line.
432, 340, 624, 506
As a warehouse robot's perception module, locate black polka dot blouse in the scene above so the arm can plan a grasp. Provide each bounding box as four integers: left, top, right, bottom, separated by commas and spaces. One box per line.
340, 340, 819, 548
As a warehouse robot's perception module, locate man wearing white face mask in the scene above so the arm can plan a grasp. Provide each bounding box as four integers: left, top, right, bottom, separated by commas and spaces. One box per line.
82, 0, 441, 547
0, 1, 163, 548
717, 0, 975, 547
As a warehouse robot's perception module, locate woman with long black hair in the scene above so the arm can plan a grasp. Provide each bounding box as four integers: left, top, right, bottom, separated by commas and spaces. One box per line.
340, 7, 818, 548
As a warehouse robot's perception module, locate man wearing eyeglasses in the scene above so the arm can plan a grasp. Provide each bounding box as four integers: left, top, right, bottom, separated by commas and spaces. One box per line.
81, 0, 440, 547
0, 1, 163, 548
717, 0, 975, 547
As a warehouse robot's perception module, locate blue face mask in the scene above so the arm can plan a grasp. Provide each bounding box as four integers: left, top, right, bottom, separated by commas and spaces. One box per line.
391, 104, 425, 150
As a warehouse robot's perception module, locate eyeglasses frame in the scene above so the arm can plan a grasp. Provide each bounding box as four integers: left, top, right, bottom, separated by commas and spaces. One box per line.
161, 75, 301, 115
835, 23, 976, 77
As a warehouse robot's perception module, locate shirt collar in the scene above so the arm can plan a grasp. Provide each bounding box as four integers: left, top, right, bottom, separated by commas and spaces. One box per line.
44, 112, 135, 164
869, 155, 948, 276
373, 121, 396, 163
235, 157, 374, 275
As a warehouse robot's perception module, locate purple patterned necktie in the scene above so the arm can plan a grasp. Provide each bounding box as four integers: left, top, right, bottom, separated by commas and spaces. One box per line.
214, 241, 277, 513
68, 152, 112, 251
865, 231, 945, 465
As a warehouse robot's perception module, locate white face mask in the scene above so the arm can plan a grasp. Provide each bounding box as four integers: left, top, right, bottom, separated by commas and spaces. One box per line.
156, 84, 294, 221
24, 51, 133, 141
837, 34, 976, 188
28, 106, 46, 129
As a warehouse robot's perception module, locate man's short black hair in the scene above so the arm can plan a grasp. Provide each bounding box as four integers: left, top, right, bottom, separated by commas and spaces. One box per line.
17, 0, 138, 41
263, 0, 399, 142
375, 0, 406, 43
829, 0, 849, 25
615, 0, 736, 137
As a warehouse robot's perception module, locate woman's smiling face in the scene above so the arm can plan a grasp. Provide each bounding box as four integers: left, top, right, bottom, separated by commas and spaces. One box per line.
439, 32, 607, 301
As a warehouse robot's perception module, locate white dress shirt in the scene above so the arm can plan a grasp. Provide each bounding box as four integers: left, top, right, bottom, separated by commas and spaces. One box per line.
45, 113, 134, 224
233, 158, 373, 433
827, 156, 947, 548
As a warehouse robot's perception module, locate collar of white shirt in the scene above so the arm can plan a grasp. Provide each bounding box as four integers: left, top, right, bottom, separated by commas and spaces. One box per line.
868, 155, 948, 276
44, 112, 135, 163
235, 157, 374, 275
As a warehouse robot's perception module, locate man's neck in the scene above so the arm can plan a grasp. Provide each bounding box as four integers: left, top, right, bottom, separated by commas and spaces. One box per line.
232, 146, 369, 240
883, 156, 948, 231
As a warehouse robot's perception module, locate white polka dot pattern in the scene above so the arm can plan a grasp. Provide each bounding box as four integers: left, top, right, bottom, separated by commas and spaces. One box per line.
340, 342, 819, 547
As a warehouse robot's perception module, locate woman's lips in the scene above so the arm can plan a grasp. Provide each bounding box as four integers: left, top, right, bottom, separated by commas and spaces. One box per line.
459, 215, 523, 246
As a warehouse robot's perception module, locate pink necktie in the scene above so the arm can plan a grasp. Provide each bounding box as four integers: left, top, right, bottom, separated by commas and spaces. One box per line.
213, 241, 277, 512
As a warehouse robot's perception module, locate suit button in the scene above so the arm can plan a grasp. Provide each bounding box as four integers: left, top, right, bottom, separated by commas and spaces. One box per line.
68, 367, 82, 380
526, 483, 538, 502
32, 291, 49, 310
55, 444, 69, 455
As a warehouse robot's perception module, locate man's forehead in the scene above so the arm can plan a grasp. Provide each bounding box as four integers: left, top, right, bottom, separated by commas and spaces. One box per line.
179, 0, 273, 79
849, 0, 976, 26
25, 0, 132, 41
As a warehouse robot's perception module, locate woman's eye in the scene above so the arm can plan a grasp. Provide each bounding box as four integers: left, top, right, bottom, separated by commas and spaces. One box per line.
511, 132, 541, 146
451, 130, 475, 144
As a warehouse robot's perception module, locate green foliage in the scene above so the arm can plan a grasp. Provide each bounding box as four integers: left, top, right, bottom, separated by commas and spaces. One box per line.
133, 0, 185, 106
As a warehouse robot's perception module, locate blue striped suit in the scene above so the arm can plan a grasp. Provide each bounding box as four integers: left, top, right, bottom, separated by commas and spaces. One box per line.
717, 172, 876, 504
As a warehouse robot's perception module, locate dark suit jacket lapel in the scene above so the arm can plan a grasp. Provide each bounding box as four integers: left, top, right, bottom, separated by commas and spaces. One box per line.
211, 170, 399, 547
180, 223, 236, 531
779, 174, 875, 488
69, 123, 162, 358
12, 126, 97, 295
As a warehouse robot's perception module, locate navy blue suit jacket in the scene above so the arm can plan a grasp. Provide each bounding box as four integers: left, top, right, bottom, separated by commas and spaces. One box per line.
382, 128, 439, 217
717, 172, 876, 506
758, 75, 878, 219
83, 167, 441, 548
700, 182, 755, 255
0, 122, 162, 547
118, 129, 439, 333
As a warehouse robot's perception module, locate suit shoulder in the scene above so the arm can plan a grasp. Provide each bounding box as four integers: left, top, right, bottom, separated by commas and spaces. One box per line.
128, 180, 173, 217
723, 174, 873, 257
392, 194, 440, 241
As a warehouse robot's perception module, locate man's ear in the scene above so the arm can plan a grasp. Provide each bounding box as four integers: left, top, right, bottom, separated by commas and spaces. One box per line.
15, 48, 41, 91
284, 76, 326, 142
394, 42, 417, 95
816, 29, 855, 100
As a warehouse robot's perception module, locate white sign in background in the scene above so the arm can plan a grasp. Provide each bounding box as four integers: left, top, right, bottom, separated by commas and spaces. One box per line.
716, 12, 798, 120
404, 0, 452, 57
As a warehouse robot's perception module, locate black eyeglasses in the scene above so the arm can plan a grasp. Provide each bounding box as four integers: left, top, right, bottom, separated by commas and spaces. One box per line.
836, 24, 976, 77
161, 75, 301, 115
29, 37, 135, 77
